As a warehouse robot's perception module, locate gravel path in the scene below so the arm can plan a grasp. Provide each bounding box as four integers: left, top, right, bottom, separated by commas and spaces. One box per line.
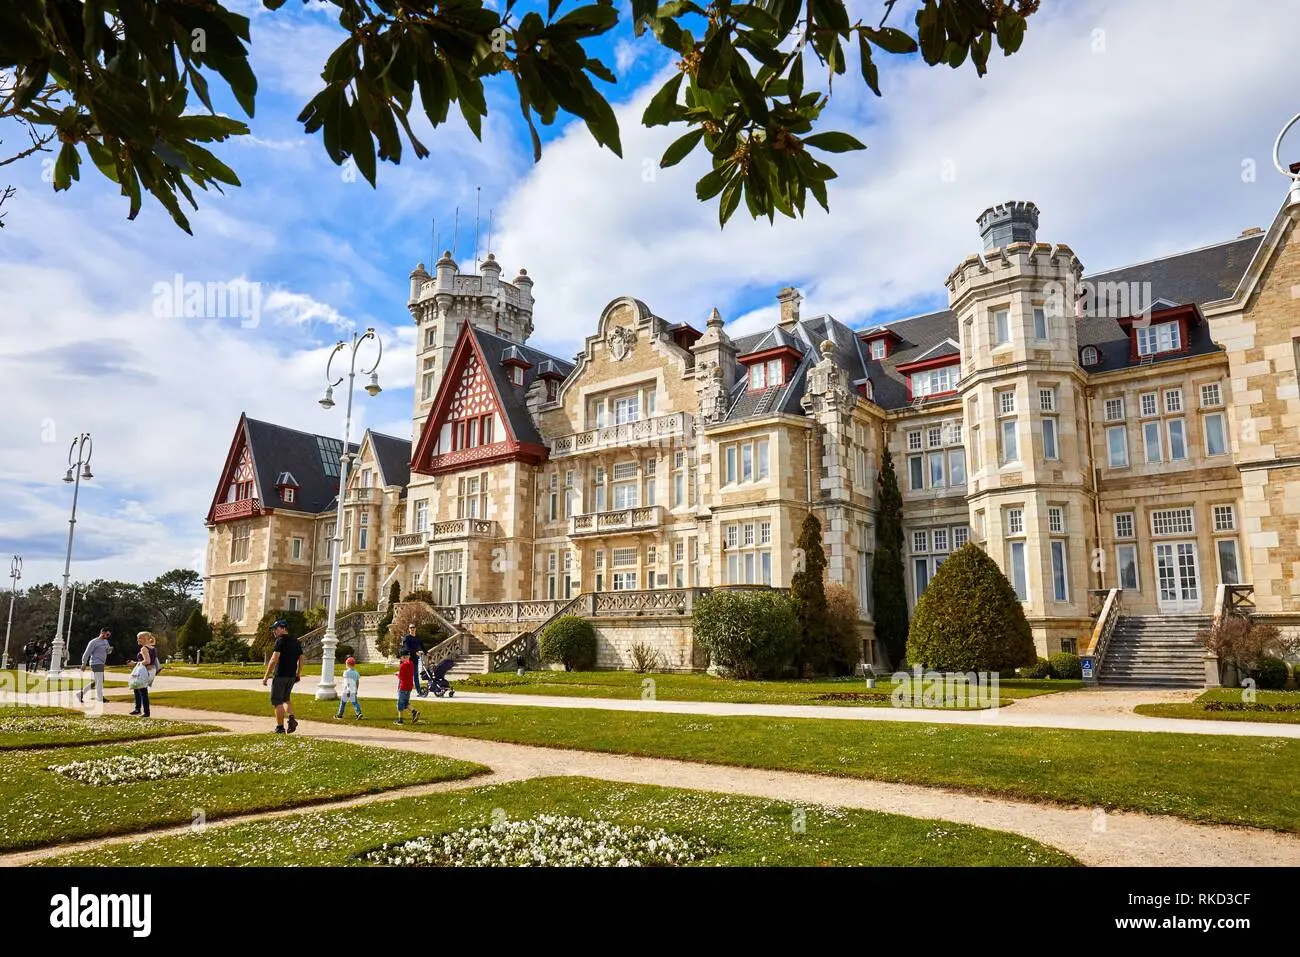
8, 701, 1299, 868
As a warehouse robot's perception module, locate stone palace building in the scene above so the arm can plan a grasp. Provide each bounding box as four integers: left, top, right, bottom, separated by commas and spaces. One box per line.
201, 180, 1300, 683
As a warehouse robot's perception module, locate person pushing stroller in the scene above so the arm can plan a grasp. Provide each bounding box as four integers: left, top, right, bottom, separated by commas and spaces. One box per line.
424, 656, 457, 698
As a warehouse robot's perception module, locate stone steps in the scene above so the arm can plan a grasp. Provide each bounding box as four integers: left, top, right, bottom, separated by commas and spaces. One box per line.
1097, 614, 1209, 688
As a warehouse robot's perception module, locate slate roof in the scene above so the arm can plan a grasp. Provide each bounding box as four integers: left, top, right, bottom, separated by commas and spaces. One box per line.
243, 417, 359, 514
472, 327, 574, 446
370, 432, 412, 489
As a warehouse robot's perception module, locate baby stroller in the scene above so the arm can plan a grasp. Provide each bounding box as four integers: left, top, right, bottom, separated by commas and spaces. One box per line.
421, 656, 457, 697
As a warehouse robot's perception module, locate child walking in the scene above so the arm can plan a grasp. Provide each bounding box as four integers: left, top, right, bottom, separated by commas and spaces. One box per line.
336, 656, 363, 719
395, 651, 419, 725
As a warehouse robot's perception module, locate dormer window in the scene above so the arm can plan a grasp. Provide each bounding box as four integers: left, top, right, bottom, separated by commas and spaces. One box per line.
511, 366, 524, 386
869, 339, 887, 360
546, 379, 558, 402
283, 487, 295, 504
1136, 321, 1181, 357
910, 365, 958, 398
748, 358, 784, 391
1081, 345, 1099, 366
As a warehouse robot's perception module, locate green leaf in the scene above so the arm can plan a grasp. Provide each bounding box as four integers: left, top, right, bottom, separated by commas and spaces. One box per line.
857, 33, 880, 96
696, 26, 733, 89
323, 39, 357, 84
642, 71, 683, 126
52, 142, 80, 190
695, 163, 731, 201
552, 4, 619, 37
996, 10, 1027, 54
810, 0, 850, 33
719, 175, 742, 226
800, 131, 865, 153
863, 26, 918, 54
660, 127, 703, 167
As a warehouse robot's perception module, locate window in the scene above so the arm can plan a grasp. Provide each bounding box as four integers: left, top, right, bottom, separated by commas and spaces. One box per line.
425, 327, 437, 349
1152, 508, 1194, 536
870, 339, 886, 359
230, 523, 251, 563
907, 431, 922, 452
953, 526, 969, 549
994, 308, 1010, 345
912, 365, 958, 398
283, 487, 296, 504
1050, 541, 1068, 601
948, 449, 966, 487
913, 557, 930, 598
1164, 388, 1183, 413
421, 358, 436, 401
457, 474, 486, 519
323, 521, 335, 560
612, 547, 636, 567
928, 451, 945, 488
1115, 512, 1135, 539
1107, 426, 1129, 467
757, 440, 770, 480
1081, 345, 1099, 366
415, 500, 428, 532
358, 513, 369, 551
1038, 388, 1056, 412
723, 439, 769, 485
908, 455, 924, 491
1136, 321, 1182, 357
511, 366, 524, 386
1200, 383, 1223, 407
1143, 421, 1163, 463
927, 427, 942, 448
226, 580, 246, 622
748, 363, 766, 390
354, 572, 365, 605
723, 522, 772, 585
1213, 505, 1236, 532
1042, 417, 1058, 460
613, 395, 640, 424
1204, 413, 1227, 456
759, 521, 772, 545
1117, 544, 1139, 590
1140, 392, 1158, 417
766, 359, 784, 388
1167, 419, 1187, 461
1007, 508, 1024, 535
947, 421, 964, 445
1048, 506, 1064, 534
1000, 419, 1019, 465
612, 571, 637, 590
1033, 307, 1048, 340
565, 469, 576, 518
933, 528, 949, 552
612, 473, 639, 509
999, 390, 1017, 415
291, 537, 303, 560
286, 594, 300, 612
912, 531, 929, 553
1104, 397, 1125, 421
1009, 542, 1027, 601
1217, 539, 1241, 585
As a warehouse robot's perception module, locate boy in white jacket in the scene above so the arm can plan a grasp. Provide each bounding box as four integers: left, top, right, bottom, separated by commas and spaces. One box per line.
336, 657, 363, 719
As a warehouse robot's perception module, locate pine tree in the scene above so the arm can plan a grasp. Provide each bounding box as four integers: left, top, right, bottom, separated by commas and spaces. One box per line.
790, 511, 829, 675
872, 446, 909, 669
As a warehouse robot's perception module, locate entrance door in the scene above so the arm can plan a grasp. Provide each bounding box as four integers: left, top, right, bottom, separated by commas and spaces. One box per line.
1154, 542, 1200, 612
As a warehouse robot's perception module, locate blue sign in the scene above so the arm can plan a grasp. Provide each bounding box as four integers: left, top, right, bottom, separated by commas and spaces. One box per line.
1081, 657, 1094, 679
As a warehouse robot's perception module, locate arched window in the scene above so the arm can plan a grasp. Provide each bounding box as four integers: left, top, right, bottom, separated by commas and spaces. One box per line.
1081, 345, 1099, 366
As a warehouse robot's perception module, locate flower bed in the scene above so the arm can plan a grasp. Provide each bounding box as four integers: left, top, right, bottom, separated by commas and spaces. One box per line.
51, 752, 256, 786
1204, 701, 1300, 713
360, 814, 714, 867
814, 692, 893, 702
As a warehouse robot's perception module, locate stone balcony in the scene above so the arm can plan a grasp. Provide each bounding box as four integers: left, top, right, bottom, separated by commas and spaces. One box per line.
212, 498, 262, 522
390, 532, 427, 554
570, 506, 663, 537
431, 518, 499, 541
345, 487, 376, 502
549, 411, 691, 459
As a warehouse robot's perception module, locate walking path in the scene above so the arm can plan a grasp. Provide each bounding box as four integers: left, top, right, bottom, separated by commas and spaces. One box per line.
7, 700, 1300, 868
12, 676, 1295, 739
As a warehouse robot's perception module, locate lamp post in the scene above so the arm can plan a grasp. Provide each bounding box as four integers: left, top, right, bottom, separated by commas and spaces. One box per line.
49, 433, 93, 678
64, 583, 77, 670
2, 556, 20, 670
316, 328, 383, 700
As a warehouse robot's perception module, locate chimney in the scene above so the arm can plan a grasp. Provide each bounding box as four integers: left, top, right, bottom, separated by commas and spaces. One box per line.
977, 200, 1040, 251
1240, 227, 1263, 237
777, 287, 801, 328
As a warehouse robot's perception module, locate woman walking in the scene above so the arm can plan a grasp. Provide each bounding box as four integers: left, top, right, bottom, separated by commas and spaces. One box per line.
129, 631, 159, 717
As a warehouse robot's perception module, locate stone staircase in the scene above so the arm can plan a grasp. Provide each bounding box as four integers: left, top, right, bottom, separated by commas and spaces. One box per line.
1097, 614, 1209, 688
438, 634, 493, 677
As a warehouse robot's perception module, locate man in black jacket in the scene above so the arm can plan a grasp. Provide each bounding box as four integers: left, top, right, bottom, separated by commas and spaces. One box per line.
401, 623, 426, 697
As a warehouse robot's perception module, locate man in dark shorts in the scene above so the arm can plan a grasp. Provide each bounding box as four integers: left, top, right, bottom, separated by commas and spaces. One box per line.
260, 619, 303, 734
401, 623, 426, 696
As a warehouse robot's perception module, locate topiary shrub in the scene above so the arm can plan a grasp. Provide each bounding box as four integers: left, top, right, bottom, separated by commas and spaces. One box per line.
1047, 652, 1082, 680
692, 590, 798, 680
403, 589, 437, 606
251, 609, 308, 662
1252, 656, 1288, 690
824, 583, 864, 676
1019, 657, 1052, 679
336, 643, 356, 660
906, 543, 1037, 673
175, 607, 213, 661
538, 615, 597, 672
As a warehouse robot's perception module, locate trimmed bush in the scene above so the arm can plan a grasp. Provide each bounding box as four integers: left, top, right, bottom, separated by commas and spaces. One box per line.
403, 589, 437, 606
538, 616, 597, 672
336, 643, 356, 660
824, 583, 864, 676
175, 607, 213, 661
906, 543, 1037, 673
790, 512, 829, 675
1252, 656, 1288, 690
692, 590, 798, 680
1047, 652, 1082, 680
1019, 657, 1052, 679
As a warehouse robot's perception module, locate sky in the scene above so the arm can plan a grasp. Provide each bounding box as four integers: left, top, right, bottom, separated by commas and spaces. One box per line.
1, 0, 1298, 592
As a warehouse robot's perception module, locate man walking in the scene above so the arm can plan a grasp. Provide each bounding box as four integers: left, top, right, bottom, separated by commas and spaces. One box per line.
261, 619, 303, 734
401, 623, 427, 696
77, 628, 112, 704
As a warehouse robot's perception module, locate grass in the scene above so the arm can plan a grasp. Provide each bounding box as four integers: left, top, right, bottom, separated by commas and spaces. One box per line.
151, 688, 1300, 833
38, 776, 1077, 867
0, 733, 486, 852
107, 662, 392, 679
0, 669, 128, 692
454, 670, 1081, 708
0, 706, 215, 750
1136, 688, 1300, 725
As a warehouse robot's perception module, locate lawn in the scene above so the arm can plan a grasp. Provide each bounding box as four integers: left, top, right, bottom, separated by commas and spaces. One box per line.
108, 662, 392, 679
0, 733, 487, 852
455, 670, 1080, 708
1136, 688, 1300, 725
0, 707, 215, 750
0, 669, 128, 692
39, 776, 1077, 867
151, 689, 1300, 833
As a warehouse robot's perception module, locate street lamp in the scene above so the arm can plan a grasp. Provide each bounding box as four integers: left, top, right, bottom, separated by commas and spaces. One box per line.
49, 433, 93, 678
316, 328, 383, 700
2, 556, 20, 670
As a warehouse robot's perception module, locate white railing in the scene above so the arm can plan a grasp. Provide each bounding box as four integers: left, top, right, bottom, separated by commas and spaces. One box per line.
570, 506, 663, 537
549, 412, 691, 458
446, 600, 568, 626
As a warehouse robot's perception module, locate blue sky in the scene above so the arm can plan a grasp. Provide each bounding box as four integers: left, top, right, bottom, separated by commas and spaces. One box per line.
1, 0, 1299, 591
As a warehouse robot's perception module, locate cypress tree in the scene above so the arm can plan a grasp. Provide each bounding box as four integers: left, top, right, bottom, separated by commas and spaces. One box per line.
790, 511, 829, 675
872, 446, 909, 669
175, 607, 213, 661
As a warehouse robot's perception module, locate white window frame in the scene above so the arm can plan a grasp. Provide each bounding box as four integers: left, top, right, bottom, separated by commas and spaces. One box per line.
1151, 508, 1195, 536
1114, 512, 1135, 539
1142, 420, 1163, 464
994, 308, 1010, 345
1200, 383, 1223, 408
1140, 392, 1158, 418
1166, 418, 1187, 461
1204, 412, 1227, 457
1164, 388, 1183, 414
1042, 416, 1059, 461
1107, 425, 1129, 468
1104, 397, 1125, 422
1048, 506, 1064, 534
1050, 540, 1069, 602
1213, 505, 1236, 532
1117, 543, 1140, 591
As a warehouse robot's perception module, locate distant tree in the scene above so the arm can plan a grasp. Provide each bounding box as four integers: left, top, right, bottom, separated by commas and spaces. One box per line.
175, 607, 213, 661
203, 615, 250, 663
376, 581, 401, 647
141, 568, 203, 643
251, 609, 309, 662
872, 446, 908, 669
824, 582, 863, 676
790, 512, 829, 675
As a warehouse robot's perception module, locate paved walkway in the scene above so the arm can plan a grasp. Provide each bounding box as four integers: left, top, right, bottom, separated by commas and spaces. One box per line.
7, 700, 1300, 868
22, 675, 1294, 739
